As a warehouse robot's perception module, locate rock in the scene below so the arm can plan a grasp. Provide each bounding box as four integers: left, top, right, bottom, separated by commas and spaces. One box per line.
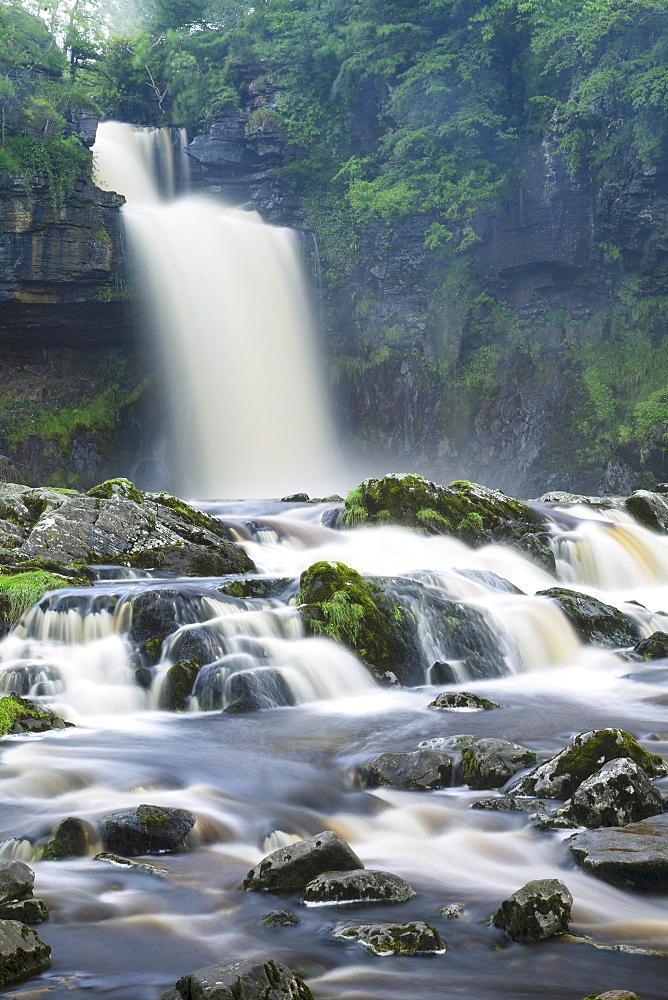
569, 813, 668, 889
460, 738, 537, 790
99, 804, 196, 856
633, 631, 668, 659
160, 958, 313, 1000
491, 878, 573, 941
428, 691, 500, 710
420, 734, 477, 751
217, 577, 293, 599
260, 908, 298, 926
514, 728, 666, 799
224, 668, 296, 713
470, 796, 546, 812
440, 903, 464, 918
93, 853, 168, 876
129, 591, 181, 665
536, 588, 640, 648
158, 660, 199, 711
0, 899, 48, 924
243, 830, 363, 892
0, 861, 34, 905
0, 694, 69, 736
357, 750, 452, 790
582, 993, 641, 1000
0, 920, 51, 987
302, 869, 416, 905
567, 758, 664, 827
340, 474, 555, 572
42, 816, 89, 860
530, 811, 580, 831
624, 490, 668, 532
331, 920, 445, 955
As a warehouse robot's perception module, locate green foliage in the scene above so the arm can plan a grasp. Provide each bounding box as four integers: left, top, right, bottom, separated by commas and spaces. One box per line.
310, 589, 366, 645
0, 570, 72, 624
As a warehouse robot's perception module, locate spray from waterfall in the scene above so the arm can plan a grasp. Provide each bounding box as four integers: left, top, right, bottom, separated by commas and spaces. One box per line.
93, 122, 337, 498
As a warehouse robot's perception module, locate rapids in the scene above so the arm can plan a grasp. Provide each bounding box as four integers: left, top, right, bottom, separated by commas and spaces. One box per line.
2, 497, 668, 1000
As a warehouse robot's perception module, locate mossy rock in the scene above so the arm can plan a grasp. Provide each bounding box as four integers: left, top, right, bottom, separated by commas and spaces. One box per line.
158, 660, 200, 711
537, 588, 640, 648
460, 738, 537, 789
492, 878, 572, 941
634, 631, 668, 659
41, 817, 89, 860
99, 804, 196, 856
623, 490, 668, 532
357, 750, 453, 790
88, 478, 144, 504
0, 695, 69, 737
428, 691, 500, 711
0, 569, 86, 635
0, 920, 51, 988
0, 899, 48, 924
331, 920, 445, 955
302, 868, 416, 905
340, 474, 555, 572
261, 908, 299, 926
166, 959, 313, 1000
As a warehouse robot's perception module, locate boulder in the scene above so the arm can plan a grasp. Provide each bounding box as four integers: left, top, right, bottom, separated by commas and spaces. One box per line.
569, 813, 668, 890
513, 728, 666, 799
340, 474, 555, 572
243, 831, 363, 892
0, 861, 34, 905
581, 993, 640, 1000
100, 804, 196, 856
260, 908, 298, 926
428, 691, 500, 710
536, 588, 640, 648
331, 920, 445, 955
224, 668, 296, 713
357, 750, 452, 790
567, 758, 664, 827
158, 660, 200, 711
440, 903, 464, 918
460, 738, 537, 790
0, 920, 51, 987
129, 591, 181, 665
624, 490, 668, 532
491, 878, 572, 941
633, 631, 668, 660
0, 899, 48, 924
159, 958, 312, 1000
0, 694, 69, 736
470, 796, 546, 812
42, 816, 89, 860
302, 869, 416, 905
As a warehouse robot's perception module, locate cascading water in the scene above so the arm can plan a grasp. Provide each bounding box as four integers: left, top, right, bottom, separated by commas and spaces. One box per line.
92, 122, 336, 498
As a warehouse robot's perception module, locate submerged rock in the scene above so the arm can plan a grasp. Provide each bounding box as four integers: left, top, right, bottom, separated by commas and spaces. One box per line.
99, 804, 196, 856
569, 813, 668, 890
460, 738, 537, 790
513, 728, 666, 799
302, 869, 416, 905
243, 831, 363, 892
428, 691, 500, 711
567, 758, 664, 827
357, 750, 453, 790
42, 816, 89, 860
0, 920, 51, 987
159, 958, 313, 1000
491, 878, 572, 941
536, 588, 640, 648
633, 631, 668, 660
0, 694, 69, 736
331, 920, 445, 955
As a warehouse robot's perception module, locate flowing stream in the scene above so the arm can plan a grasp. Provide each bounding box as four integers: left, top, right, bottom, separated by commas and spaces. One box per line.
2, 499, 668, 1000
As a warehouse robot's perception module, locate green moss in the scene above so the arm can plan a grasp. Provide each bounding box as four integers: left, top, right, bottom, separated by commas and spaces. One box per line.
0, 694, 51, 735
417, 508, 451, 531
88, 478, 144, 503
0, 570, 76, 628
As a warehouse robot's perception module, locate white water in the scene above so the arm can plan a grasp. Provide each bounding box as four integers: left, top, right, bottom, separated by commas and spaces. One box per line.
93, 122, 336, 498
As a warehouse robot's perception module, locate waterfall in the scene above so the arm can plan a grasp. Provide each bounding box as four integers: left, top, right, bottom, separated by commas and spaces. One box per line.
92, 121, 336, 498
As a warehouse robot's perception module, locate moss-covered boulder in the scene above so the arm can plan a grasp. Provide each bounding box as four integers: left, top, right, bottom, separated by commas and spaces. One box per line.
0, 900, 48, 924
261, 908, 299, 926
160, 959, 313, 1000
302, 869, 415, 905
243, 831, 362, 893
357, 750, 453, 790
567, 758, 664, 828
41, 817, 89, 860
99, 804, 196, 856
634, 631, 668, 660
536, 588, 640, 648
624, 490, 668, 532
428, 691, 500, 711
0, 695, 69, 736
331, 920, 445, 955
158, 660, 199, 711
460, 738, 537, 790
514, 729, 667, 800
341, 474, 555, 572
0, 920, 51, 988
491, 878, 572, 941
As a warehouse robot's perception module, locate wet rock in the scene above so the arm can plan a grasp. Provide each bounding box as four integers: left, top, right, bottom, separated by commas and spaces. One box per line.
261, 908, 299, 926
536, 588, 640, 648
428, 691, 500, 710
513, 728, 666, 799
129, 590, 183, 665
461, 738, 537, 790
331, 920, 445, 955
0, 694, 69, 736
302, 869, 416, 905
160, 958, 313, 1000
0, 861, 34, 905
100, 804, 196, 856
471, 796, 546, 812
529, 811, 580, 831
567, 758, 664, 827
569, 812, 668, 890
0, 920, 51, 987
217, 577, 293, 599
357, 750, 452, 790
633, 631, 668, 659
224, 668, 296, 713
429, 661, 458, 683
420, 734, 477, 752
624, 490, 668, 533
42, 816, 89, 860
158, 660, 200, 711
341, 474, 555, 572
93, 853, 169, 876
243, 830, 363, 892
0, 899, 48, 924
582, 993, 641, 1000
440, 903, 464, 919
491, 878, 572, 941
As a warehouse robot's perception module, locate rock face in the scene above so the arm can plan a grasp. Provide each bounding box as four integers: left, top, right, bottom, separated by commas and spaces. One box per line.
42, 816, 89, 860
513, 729, 666, 799
624, 491, 668, 533
0, 920, 51, 988
331, 920, 445, 955
569, 813, 668, 890
460, 738, 537, 790
302, 869, 416, 905
491, 879, 573, 942
99, 804, 196, 856
243, 831, 363, 892
160, 958, 313, 1000
536, 589, 640, 648
567, 758, 664, 828
357, 750, 453, 790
